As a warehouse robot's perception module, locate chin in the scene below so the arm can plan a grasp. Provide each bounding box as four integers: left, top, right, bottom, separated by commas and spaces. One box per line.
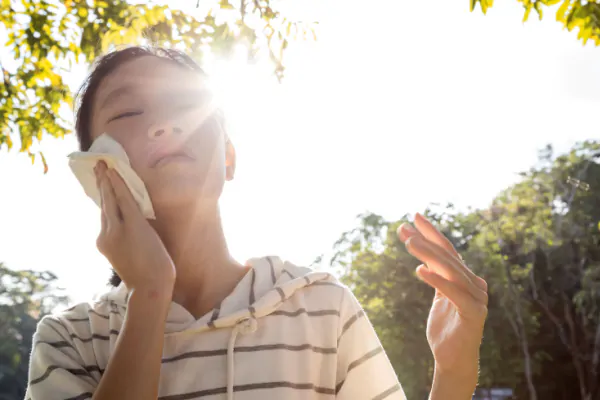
148, 172, 224, 211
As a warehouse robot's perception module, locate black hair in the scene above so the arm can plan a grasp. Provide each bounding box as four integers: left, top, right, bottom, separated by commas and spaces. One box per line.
73, 46, 207, 287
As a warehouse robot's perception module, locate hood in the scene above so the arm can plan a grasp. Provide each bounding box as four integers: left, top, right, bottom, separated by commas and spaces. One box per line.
97, 256, 334, 335
97, 256, 335, 399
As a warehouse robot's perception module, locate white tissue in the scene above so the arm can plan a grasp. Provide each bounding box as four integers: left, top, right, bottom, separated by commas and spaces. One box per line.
68, 133, 156, 219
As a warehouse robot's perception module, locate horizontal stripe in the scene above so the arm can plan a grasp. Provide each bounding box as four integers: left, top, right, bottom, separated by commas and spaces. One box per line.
66, 317, 93, 322
30, 365, 102, 386
65, 309, 120, 322
347, 347, 383, 373
335, 347, 384, 393
236, 343, 336, 354
69, 330, 120, 343
269, 308, 339, 317
275, 287, 286, 302
63, 305, 79, 312
311, 281, 341, 288
159, 381, 335, 400
162, 343, 336, 363
338, 309, 365, 344
34, 332, 117, 353
373, 384, 402, 400
65, 392, 93, 400
282, 269, 295, 279
36, 340, 72, 349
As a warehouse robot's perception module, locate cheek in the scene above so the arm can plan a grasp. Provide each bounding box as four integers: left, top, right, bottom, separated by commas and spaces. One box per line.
106, 123, 149, 173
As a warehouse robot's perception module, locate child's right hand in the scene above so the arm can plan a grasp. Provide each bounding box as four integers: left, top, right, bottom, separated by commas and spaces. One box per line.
95, 161, 176, 300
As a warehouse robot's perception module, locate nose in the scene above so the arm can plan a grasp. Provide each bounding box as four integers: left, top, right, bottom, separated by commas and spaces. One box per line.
147, 121, 184, 139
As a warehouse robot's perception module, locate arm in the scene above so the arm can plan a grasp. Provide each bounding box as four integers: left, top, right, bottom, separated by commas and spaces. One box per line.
92, 285, 172, 400
25, 160, 178, 399
429, 363, 478, 400
90, 163, 177, 399
335, 286, 406, 400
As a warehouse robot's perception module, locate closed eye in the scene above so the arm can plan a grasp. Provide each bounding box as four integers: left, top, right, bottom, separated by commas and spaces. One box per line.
108, 110, 143, 123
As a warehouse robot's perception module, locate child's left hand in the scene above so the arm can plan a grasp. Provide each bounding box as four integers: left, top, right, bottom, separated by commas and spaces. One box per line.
398, 213, 488, 378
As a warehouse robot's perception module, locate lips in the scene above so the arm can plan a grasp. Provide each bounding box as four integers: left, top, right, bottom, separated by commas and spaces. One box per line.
149, 147, 194, 167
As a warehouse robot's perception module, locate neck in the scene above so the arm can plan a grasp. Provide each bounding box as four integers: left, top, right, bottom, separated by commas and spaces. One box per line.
150, 201, 247, 318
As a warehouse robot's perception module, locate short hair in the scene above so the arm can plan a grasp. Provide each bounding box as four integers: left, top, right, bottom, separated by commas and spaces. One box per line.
74, 46, 206, 151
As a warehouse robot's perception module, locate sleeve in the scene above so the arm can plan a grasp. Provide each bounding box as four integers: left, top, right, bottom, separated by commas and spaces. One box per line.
25, 316, 98, 400
335, 286, 407, 400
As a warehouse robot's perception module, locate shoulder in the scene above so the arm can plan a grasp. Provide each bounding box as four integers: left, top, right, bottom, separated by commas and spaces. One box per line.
34, 300, 116, 340
289, 270, 359, 315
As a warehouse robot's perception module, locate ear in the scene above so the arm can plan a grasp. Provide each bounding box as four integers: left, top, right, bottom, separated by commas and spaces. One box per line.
225, 138, 236, 181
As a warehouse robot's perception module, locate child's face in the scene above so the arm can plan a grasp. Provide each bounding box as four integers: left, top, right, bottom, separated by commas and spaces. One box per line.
89, 56, 233, 210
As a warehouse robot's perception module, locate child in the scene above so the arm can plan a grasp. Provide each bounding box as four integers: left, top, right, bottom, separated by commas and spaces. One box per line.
25, 46, 487, 400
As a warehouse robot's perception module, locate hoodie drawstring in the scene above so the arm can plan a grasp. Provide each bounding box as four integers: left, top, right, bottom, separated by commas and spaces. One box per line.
227, 317, 258, 400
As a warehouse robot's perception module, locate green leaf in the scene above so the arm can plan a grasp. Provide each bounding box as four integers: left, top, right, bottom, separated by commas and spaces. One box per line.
219, 0, 234, 10
523, 5, 532, 22
557, 0, 571, 21
534, 2, 543, 20
40, 151, 48, 174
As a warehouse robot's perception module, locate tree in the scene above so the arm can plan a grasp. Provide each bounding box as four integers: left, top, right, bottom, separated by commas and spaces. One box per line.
471, 0, 600, 46
327, 140, 600, 399
0, 262, 68, 399
0, 0, 316, 170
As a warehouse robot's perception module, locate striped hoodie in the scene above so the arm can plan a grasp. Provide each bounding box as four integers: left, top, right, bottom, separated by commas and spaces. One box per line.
26, 256, 406, 400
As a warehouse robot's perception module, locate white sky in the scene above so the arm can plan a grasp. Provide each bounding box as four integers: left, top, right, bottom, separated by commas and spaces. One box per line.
1, 0, 598, 305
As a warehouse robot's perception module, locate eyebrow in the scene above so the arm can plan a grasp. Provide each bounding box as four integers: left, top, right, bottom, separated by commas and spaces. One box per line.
99, 85, 135, 110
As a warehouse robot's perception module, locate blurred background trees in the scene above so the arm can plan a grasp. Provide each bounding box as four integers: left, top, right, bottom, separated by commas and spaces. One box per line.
325, 141, 600, 399
0, 264, 67, 399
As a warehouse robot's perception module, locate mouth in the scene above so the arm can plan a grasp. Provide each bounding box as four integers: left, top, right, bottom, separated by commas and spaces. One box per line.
150, 149, 195, 168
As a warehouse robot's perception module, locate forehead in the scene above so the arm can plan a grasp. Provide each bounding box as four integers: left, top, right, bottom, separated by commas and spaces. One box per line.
95, 55, 206, 102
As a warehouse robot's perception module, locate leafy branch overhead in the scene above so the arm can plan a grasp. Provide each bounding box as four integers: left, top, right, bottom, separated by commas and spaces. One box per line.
0, 0, 317, 170
471, 0, 600, 45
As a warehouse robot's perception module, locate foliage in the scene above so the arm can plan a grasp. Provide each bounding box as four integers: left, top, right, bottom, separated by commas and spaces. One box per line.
471, 0, 600, 46
329, 140, 600, 399
0, 0, 316, 170
0, 262, 68, 399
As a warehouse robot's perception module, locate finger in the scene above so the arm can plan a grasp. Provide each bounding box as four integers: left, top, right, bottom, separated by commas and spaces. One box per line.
414, 213, 487, 291
94, 163, 108, 231
407, 235, 470, 288
414, 213, 460, 258
406, 236, 487, 303
417, 265, 488, 314
397, 223, 420, 242
98, 166, 122, 224
106, 168, 143, 221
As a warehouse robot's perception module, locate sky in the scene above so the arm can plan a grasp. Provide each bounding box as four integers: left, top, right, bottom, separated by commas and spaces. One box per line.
1, 0, 598, 305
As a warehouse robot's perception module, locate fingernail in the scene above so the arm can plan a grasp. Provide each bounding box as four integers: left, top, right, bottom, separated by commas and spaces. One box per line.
402, 224, 417, 235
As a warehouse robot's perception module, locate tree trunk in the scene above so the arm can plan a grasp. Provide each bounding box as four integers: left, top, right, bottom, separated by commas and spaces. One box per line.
504, 263, 538, 400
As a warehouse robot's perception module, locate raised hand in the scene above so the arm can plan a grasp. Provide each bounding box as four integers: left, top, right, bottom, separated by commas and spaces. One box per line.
398, 213, 488, 381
